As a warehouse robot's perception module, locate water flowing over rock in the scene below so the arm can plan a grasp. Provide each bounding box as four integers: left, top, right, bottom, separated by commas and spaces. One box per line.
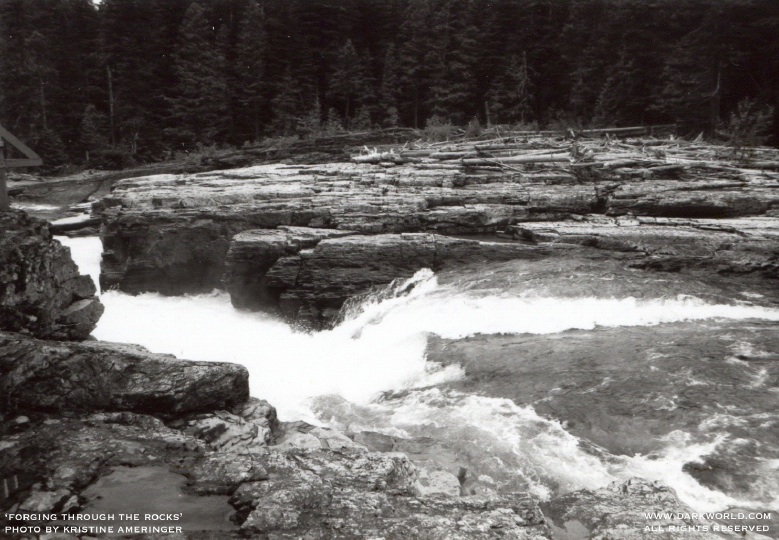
0, 210, 103, 340
225, 229, 555, 326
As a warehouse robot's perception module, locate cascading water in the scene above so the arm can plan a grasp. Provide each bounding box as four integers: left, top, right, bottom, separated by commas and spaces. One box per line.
58, 235, 779, 516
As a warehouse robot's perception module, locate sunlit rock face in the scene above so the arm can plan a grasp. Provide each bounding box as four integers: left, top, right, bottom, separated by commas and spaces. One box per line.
0, 210, 103, 340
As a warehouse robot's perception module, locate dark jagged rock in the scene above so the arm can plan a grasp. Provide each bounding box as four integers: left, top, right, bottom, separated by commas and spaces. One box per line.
226, 230, 554, 326
0, 210, 103, 340
0, 331, 249, 416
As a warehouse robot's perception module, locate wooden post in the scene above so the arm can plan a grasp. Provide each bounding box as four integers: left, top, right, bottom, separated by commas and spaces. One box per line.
0, 124, 43, 205
0, 140, 8, 211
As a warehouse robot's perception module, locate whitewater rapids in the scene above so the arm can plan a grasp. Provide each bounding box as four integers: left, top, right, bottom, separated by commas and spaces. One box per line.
59, 235, 779, 513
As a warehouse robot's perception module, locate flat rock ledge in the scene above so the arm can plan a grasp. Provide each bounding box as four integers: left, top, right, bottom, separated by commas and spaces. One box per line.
1, 210, 103, 340
225, 227, 556, 326
97, 160, 779, 297
510, 214, 779, 278
0, 331, 249, 416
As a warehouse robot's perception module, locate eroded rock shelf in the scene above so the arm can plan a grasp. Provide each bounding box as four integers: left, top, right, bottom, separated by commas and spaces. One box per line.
96, 147, 778, 326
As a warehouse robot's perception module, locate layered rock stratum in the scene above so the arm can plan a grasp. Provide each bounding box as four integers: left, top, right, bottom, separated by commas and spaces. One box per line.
96, 146, 778, 326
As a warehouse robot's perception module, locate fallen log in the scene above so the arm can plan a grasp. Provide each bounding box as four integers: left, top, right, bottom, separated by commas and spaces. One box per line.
462, 153, 570, 166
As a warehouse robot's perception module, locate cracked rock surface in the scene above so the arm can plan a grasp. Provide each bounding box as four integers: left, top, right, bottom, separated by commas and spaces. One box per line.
1, 210, 103, 340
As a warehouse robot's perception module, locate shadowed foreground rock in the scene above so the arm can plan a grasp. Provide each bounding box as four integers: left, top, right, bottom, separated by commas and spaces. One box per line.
0, 210, 103, 340
0, 411, 553, 539
0, 331, 249, 416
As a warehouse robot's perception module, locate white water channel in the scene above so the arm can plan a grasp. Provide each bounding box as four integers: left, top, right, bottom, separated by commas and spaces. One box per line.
60, 235, 779, 513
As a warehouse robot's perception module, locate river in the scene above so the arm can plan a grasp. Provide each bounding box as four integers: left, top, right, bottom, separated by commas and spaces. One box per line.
58, 235, 779, 526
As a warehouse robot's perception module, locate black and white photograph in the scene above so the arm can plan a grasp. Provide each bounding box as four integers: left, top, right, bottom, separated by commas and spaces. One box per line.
1, 0, 778, 538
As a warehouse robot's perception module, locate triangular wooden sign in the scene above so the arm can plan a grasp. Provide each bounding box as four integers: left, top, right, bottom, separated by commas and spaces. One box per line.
0, 123, 43, 168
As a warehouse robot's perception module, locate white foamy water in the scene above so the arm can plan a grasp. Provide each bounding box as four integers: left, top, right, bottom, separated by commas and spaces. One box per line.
12, 202, 60, 211
51, 213, 93, 226
310, 389, 767, 512
57, 236, 779, 512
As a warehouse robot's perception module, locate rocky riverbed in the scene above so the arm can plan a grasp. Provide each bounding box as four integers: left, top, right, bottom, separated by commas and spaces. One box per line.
0, 209, 727, 539
3, 135, 778, 539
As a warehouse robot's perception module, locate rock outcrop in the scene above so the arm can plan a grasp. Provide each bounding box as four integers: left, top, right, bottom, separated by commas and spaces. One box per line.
0, 410, 553, 539
96, 159, 779, 298
224, 226, 357, 310
510, 215, 779, 278
0, 331, 249, 416
543, 478, 764, 540
0, 210, 103, 340
225, 228, 557, 326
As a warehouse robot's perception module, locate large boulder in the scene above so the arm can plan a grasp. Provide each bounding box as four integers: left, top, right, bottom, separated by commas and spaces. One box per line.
0, 210, 103, 340
0, 331, 249, 416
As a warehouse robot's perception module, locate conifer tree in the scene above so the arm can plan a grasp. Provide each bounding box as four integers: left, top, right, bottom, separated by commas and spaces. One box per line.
379, 45, 401, 126
272, 66, 299, 135
80, 104, 108, 163
352, 105, 372, 130
329, 40, 362, 125
427, 0, 480, 124
167, 2, 230, 147
488, 52, 534, 125
36, 128, 68, 173
235, 0, 267, 142
324, 107, 344, 134
396, 0, 433, 127
298, 96, 323, 138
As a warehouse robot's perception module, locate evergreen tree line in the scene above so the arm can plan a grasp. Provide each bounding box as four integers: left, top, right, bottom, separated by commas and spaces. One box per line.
1, 0, 778, 169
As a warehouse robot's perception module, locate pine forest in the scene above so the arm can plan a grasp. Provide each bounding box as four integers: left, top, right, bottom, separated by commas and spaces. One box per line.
1, 0, 778, 170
